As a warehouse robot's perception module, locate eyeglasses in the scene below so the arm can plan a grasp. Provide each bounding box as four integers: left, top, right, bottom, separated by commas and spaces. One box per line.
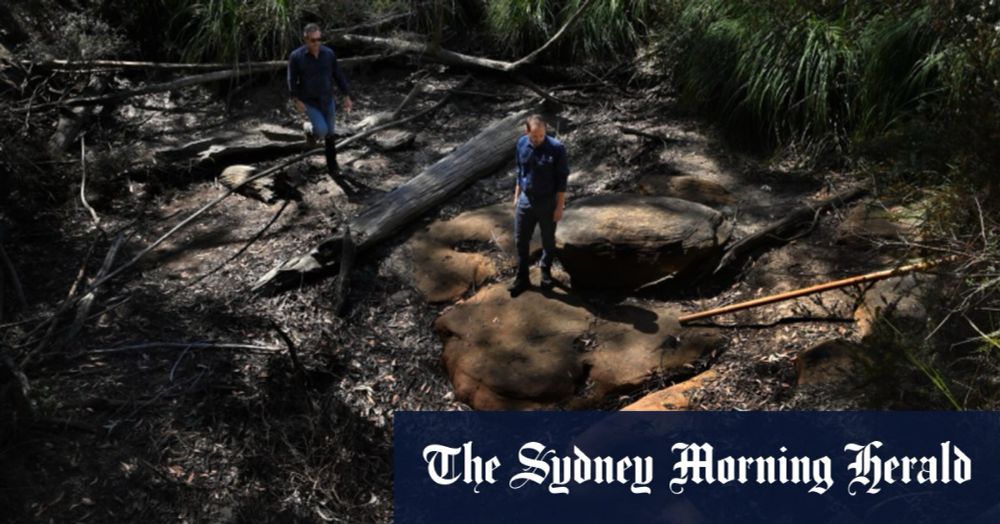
307, 37, 321, 43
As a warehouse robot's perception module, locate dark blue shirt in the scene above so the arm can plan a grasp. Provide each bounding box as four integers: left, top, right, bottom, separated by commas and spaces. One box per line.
287, 45, 352, 109
516, 134, 569, 198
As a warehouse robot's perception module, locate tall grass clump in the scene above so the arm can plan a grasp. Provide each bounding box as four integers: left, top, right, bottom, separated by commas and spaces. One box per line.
485, 0, 654, 61
163, 0, 300, 64
666, 1, 953, 151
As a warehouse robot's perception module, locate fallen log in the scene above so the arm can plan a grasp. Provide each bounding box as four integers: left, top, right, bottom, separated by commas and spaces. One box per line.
253, 106, 544, 292
327, 0, 596, 74
28, 58, 288, 72
714, 186, 868, 274
16, 54, 387, 111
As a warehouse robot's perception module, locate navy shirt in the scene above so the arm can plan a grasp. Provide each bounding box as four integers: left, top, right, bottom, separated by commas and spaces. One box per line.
516, 134, 570, 198
287, 45, 352, 109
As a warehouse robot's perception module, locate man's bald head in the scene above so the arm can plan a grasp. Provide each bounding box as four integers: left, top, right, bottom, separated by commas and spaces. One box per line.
525, 114, 547, 146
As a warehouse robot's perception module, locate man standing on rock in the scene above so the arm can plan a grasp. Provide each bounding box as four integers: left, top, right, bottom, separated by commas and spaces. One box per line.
287, 23, 354, 180
509, 114, 569, 296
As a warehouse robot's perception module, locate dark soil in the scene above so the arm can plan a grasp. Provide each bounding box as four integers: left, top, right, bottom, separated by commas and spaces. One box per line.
1, 59, 898, 522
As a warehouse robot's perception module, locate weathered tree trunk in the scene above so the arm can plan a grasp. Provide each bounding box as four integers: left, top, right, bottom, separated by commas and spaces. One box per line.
20, 54, 386, 111
714, 186, 869, 274
253, 106, 543, 291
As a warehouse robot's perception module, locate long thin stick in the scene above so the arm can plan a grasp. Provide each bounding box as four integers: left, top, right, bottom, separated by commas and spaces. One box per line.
679, 258, 948, 324
80, 135, 100, 227
88, 341, 280, 354
509, 0, 598, 70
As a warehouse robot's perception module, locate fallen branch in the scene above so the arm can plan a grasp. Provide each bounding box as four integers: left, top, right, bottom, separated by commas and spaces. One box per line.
87, 341, 281, 354
15, 54, 388, 111
27, 58, 289, 72
331, 0, 593, 74
714, 186, 869, 274
681, 257, 952, 324
508, 0, 598, 70
79, 135, 101, 227
62, 232, 125, 347
187, 200, 291, 288
271, 322, 310, 391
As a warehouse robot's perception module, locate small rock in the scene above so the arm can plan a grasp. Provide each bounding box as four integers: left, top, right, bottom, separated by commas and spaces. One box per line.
794, 338, 863, 386
854, 273, 937, 341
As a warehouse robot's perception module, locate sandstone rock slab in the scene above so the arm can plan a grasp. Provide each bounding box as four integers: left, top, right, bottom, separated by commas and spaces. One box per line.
555, 195, 732, 290
394, 204, 540, 303
434, 277, 724, 409
621, 370, 719, 411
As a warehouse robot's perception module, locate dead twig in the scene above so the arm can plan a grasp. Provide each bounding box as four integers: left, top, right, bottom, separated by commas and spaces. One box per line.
186, 200, 291, 290
19, 236, 99, 368
62, 232, 124, 347
79, 135, 101, 228
272, 321, 310, 392
87, 341, 281, 355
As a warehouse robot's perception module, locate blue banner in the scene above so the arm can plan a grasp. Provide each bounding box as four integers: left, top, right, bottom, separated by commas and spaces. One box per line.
394, 411, 1000, 524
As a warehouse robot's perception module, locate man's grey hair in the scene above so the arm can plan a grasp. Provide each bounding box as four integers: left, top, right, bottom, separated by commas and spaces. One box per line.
526, 114, 547, 129
303, 23, 321, 36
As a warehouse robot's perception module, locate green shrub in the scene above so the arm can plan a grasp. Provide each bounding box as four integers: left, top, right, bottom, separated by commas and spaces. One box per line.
666, 1, 956, 149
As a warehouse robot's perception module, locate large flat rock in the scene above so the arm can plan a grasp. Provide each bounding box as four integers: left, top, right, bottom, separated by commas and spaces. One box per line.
392, 204, 540, 303
555, 195, 732, 290
433, 275, 724, 410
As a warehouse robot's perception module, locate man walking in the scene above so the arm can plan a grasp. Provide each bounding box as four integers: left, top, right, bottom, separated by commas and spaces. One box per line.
508, 115, 569, 296
287, 23, 354, 180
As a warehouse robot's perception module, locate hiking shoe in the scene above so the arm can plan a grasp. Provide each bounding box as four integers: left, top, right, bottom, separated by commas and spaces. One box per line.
507, 276, 529, 296
540, 267, 554, 290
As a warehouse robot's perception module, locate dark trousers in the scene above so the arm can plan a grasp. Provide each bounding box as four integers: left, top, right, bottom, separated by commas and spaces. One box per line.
514, 192, 557, 279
